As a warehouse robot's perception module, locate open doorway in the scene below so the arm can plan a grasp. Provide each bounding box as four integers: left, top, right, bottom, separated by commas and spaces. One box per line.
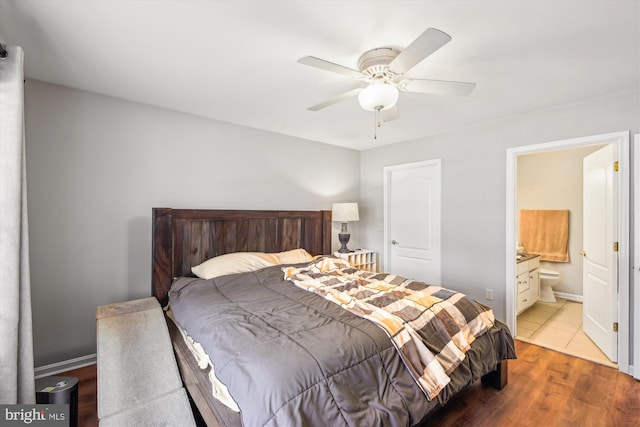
515, 144, 615, 367
505, 131, 630, 374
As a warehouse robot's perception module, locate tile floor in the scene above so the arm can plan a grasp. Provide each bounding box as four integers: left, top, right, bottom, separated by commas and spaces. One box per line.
515, 298, 617, 368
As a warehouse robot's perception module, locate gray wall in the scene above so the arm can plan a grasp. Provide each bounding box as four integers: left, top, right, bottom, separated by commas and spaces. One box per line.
517, 145, 604, 297
359, 90, 639, 323
24, 79, 639, 366
25, 80, 360, 367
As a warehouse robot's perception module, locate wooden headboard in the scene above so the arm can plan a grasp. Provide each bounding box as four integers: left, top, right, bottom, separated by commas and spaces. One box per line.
152, 208, 332, 305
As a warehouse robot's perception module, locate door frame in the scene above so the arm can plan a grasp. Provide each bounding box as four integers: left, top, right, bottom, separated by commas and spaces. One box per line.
383, 159, 441, 281
505, 130, 630, 374
633, 133, 640, 379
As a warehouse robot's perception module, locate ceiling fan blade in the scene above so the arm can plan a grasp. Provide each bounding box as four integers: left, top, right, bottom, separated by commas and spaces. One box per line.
381, 105, 399, 122
307, 88, 362, 111
400, 78, 476, 96
298, 56, 363, 79
388, 28, 452, 74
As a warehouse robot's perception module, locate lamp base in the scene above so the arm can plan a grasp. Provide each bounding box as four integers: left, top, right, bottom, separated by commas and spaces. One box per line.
338, 232, 351, 253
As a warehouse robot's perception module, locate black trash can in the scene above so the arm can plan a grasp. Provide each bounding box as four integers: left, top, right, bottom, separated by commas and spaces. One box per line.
35, 376, 79, 427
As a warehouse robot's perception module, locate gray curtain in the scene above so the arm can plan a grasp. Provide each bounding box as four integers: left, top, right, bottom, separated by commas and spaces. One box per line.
0, 45, 35, 404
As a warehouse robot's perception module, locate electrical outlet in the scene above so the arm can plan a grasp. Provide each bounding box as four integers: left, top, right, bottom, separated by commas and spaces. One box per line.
485, 289, 494, 300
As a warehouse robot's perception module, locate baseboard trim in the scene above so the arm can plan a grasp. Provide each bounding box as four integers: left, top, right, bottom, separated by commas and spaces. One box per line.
554, 291, 583, 303
35, 354, 96, 379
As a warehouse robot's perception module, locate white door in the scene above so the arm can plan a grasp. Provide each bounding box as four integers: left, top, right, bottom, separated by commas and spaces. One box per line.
583, 144, 618, 362
384, 160, 441, 284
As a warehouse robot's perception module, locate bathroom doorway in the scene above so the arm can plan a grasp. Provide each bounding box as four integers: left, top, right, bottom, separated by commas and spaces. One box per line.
505, 131, 630, 373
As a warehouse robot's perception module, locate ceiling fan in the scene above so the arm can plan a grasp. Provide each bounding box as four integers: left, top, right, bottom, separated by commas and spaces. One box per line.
298, 28, 475, 123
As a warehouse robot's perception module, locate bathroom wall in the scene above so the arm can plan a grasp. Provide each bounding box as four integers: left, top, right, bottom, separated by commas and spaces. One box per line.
516, 144, 606, 298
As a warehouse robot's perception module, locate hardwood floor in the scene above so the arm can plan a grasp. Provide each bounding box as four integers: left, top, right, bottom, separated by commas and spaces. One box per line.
425, 340, 640, 427
60, 340, 639, 426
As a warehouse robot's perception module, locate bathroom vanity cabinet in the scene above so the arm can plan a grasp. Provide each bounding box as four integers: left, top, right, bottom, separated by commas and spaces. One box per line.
516, 254, 540, 314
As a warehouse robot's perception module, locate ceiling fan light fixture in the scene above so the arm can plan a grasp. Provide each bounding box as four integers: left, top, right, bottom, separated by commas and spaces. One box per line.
358, 80, 399, 111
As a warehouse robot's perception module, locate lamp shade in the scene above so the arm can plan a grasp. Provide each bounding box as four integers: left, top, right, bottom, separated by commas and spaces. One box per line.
358, 80, 399, 111
332, 203, 359, 222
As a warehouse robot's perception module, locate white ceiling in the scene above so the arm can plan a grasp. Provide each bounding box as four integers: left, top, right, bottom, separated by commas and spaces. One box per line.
1, 0, 638, 151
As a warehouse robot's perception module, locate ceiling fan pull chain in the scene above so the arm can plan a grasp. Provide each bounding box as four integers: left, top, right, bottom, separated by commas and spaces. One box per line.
373, 109, 378, 139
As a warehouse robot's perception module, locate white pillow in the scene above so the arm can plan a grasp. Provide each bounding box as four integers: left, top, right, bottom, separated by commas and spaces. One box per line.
191, 252, 275, 279
191, 249, 315, 280
272, 248, 314, 264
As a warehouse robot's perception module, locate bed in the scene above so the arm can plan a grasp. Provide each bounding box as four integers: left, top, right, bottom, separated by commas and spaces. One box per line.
151, 207, 516, 427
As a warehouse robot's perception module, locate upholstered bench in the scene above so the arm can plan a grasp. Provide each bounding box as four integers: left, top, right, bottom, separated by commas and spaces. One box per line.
96, 297, 196, 426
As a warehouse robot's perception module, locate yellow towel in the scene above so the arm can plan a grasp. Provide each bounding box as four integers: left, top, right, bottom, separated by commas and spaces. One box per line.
519, 210, 570, 262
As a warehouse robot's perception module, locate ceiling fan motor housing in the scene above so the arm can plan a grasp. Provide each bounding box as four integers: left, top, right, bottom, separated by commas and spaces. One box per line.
357, 48, 400, 79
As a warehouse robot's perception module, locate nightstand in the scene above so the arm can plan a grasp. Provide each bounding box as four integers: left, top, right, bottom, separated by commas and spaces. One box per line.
334, 249, 377, 272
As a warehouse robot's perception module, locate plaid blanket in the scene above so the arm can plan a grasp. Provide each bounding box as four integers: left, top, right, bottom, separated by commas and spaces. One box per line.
283, 257, 495, 400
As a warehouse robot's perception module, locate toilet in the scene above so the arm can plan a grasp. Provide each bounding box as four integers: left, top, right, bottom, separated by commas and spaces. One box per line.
539, 269, 560, 303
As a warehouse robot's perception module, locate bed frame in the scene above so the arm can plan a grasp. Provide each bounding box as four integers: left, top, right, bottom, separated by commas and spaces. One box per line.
152, 208, 332, 306
151, 207, 507, 426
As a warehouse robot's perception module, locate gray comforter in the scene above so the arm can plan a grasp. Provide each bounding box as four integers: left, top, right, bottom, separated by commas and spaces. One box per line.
169, 263, 516, 427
